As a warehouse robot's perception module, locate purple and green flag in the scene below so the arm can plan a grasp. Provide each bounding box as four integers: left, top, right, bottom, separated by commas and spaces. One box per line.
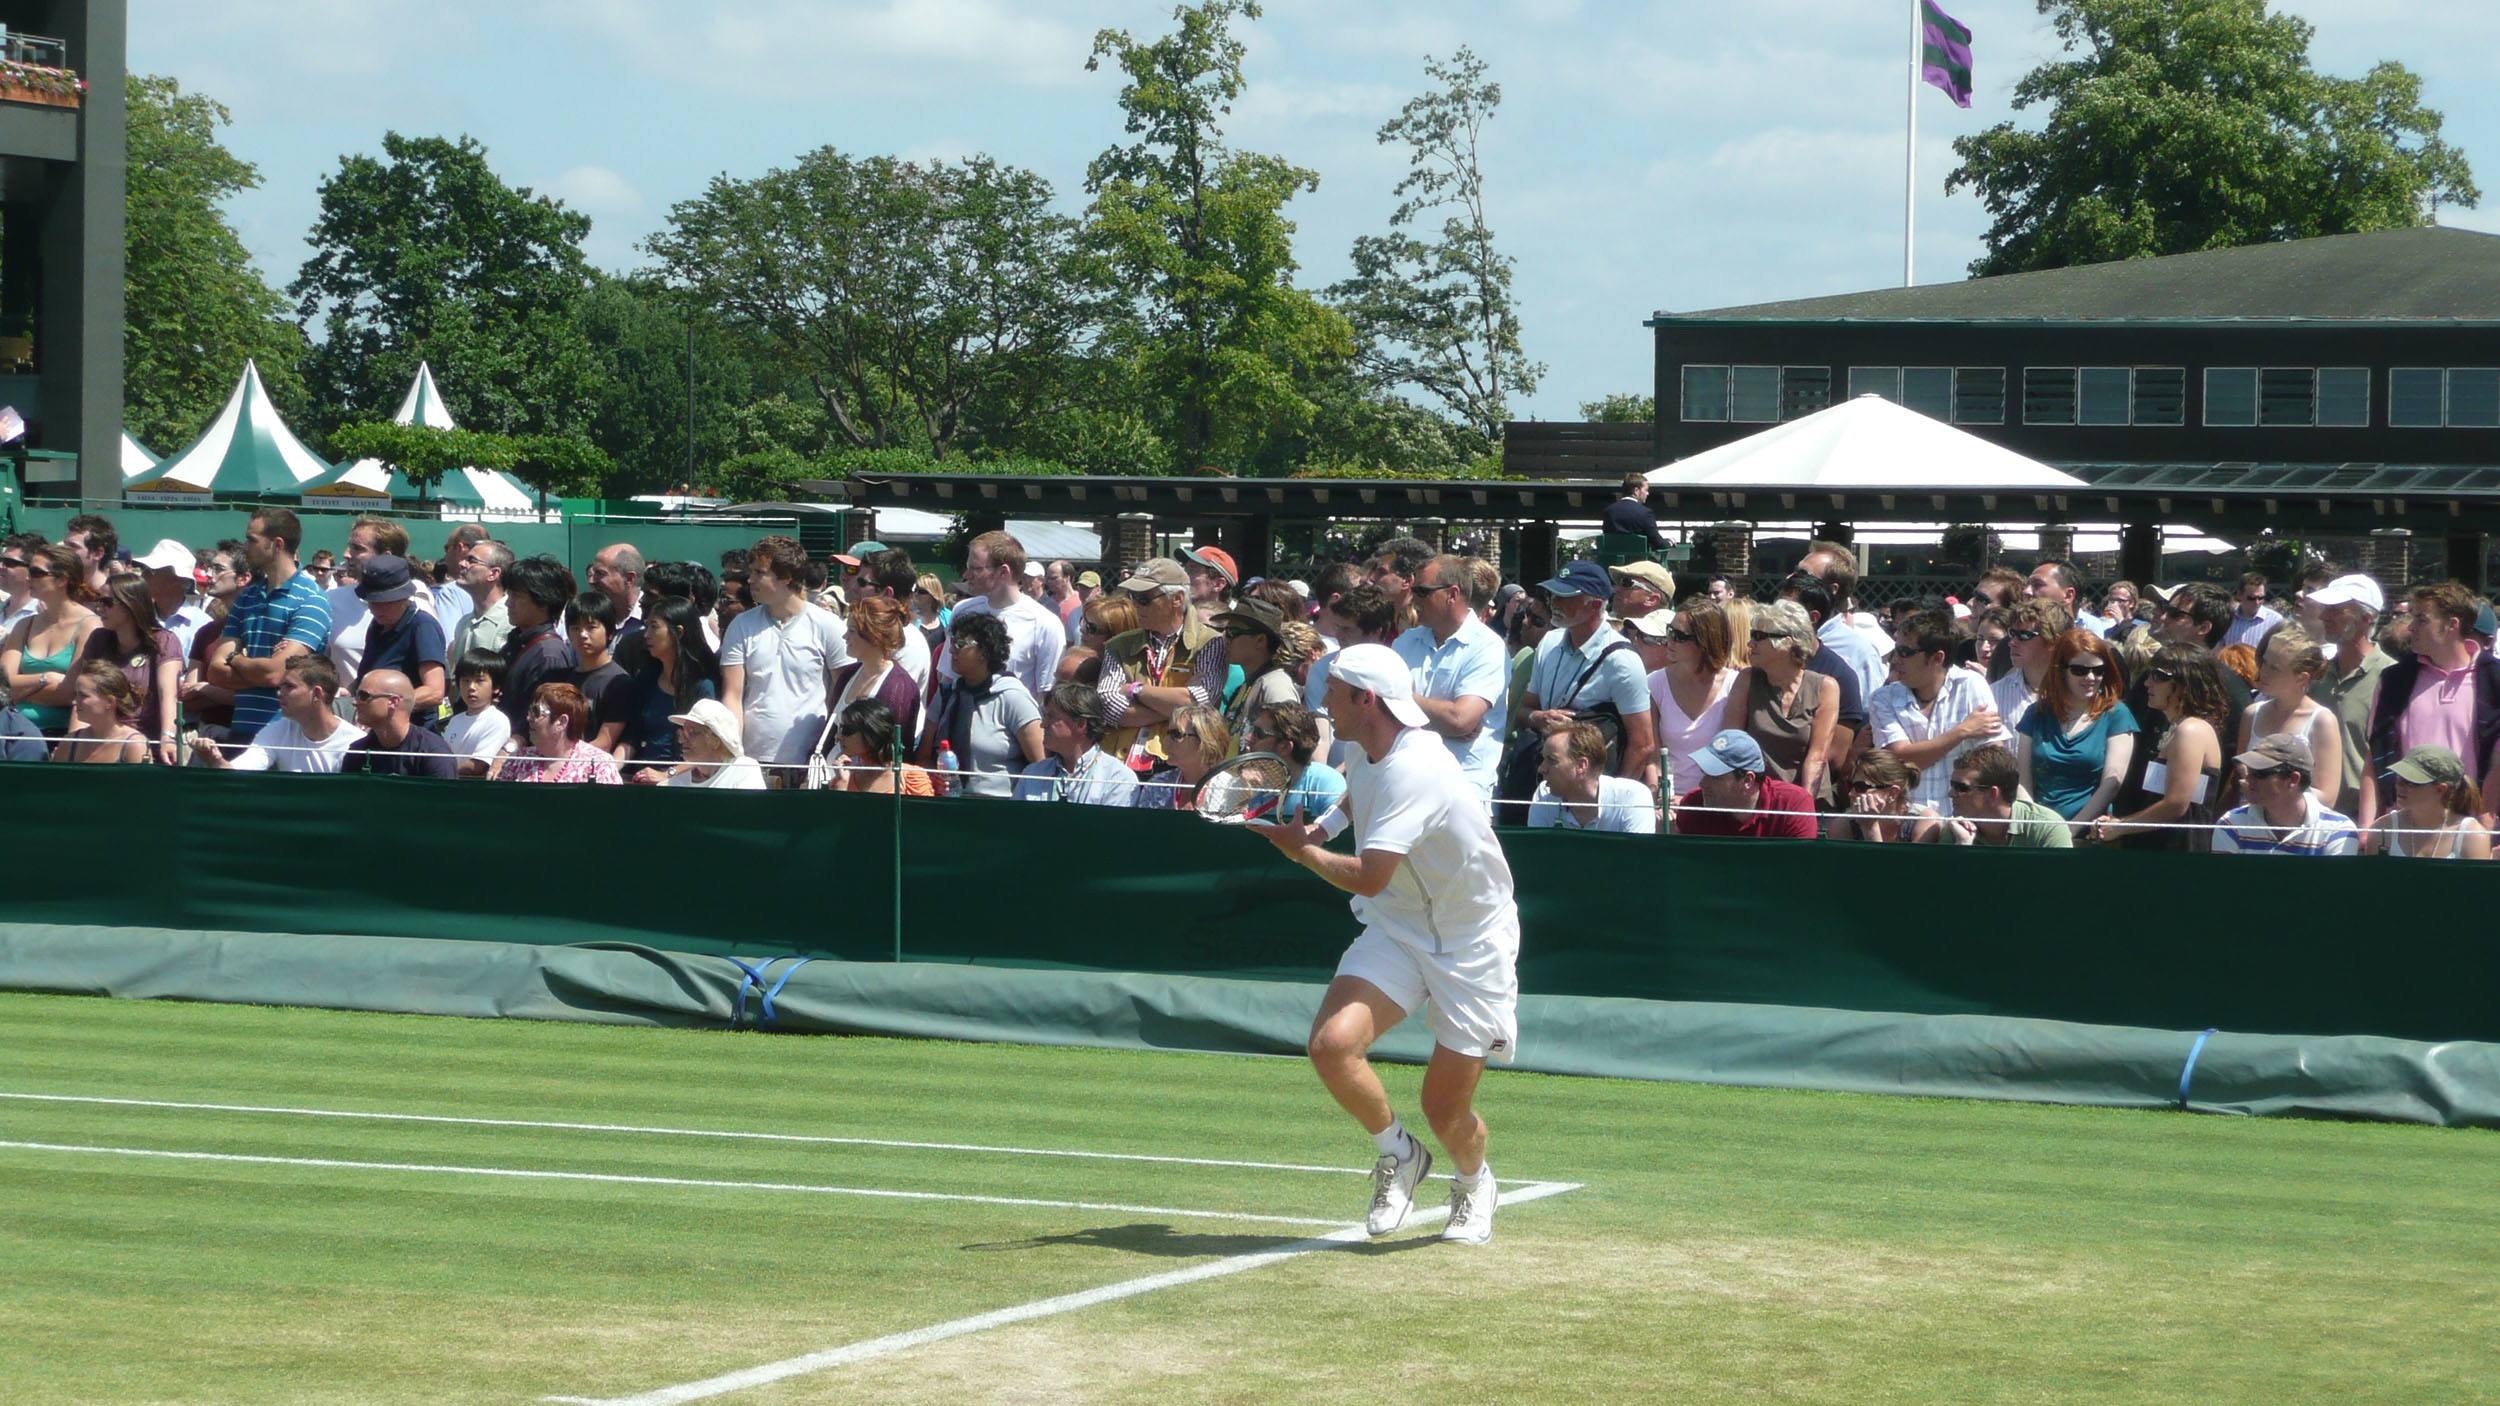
1921, 0, 1973, 108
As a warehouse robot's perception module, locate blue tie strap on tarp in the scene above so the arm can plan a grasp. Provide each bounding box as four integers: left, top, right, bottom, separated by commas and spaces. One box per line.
2178, 1027, 2219, 1110
728, 955, 816, 1029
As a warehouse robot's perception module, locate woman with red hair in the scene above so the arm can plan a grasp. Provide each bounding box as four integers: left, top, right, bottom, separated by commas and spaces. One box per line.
2016, 628, 2137, 828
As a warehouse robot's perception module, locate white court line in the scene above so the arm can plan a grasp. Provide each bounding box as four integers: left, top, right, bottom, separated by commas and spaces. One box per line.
0, 1091, 1513, 1183
543, 1179, 1585, 1406
0, 1140, 1349, 1229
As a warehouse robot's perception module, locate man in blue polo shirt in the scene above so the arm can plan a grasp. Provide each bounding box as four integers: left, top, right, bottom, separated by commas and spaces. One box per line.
1391, 553, 1507, 799
1519, 559, 1657, 790
205, 507, 331, 743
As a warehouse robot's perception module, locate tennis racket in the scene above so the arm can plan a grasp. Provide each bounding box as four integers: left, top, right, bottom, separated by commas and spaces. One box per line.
1191, 750, 1296, 825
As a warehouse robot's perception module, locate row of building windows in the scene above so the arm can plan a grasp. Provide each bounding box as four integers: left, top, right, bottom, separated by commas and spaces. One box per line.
1679, 364, 2500, 429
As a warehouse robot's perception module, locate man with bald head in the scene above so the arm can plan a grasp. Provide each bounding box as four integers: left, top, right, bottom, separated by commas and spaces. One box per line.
340, 668, 456, 778
590, 542, 646, 646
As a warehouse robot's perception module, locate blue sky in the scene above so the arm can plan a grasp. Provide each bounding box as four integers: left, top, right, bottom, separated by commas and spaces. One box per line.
132, 0, 2500, 422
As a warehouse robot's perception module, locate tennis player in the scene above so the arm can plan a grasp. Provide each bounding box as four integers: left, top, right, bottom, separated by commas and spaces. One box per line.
1256, 642, 1520, 1245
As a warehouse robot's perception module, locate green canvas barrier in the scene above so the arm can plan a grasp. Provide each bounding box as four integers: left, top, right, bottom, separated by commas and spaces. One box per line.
2, 764, 2494, 1045
15, 505, 791, 578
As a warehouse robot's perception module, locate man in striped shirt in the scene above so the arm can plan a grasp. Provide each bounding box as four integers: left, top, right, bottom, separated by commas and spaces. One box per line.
2213, 734, 2361, 856
204, 508, 331, 743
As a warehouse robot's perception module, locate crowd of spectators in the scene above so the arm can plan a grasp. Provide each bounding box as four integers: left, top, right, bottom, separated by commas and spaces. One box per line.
4, 507, 2494, 860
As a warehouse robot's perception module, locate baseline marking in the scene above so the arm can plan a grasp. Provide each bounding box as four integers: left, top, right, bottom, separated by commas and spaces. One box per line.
0, 1091, 1516, 1183
543, 1180, 1585, 1406
0, 1139, 1347, 1229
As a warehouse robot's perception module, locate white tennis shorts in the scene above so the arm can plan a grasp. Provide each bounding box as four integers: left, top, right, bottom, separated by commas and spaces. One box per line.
1335, 922, 1520, 1063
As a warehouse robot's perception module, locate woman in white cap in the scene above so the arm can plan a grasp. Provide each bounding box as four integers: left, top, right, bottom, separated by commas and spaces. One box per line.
665, 697, 765, 790
2364, 745, 2491, 859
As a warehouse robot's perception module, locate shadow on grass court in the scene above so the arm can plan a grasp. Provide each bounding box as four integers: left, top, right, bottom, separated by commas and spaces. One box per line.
964, 1222, 1453, 1259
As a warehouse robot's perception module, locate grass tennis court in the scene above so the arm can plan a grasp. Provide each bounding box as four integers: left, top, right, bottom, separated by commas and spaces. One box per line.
3, 992, 2492, 1404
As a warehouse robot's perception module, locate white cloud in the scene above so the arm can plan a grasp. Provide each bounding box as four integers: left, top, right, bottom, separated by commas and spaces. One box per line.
549, 164, 643, 220
552, 0, 1096, 98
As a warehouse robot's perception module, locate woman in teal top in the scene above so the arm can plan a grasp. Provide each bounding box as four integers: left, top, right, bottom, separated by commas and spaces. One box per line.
2016, 630, 2139, 822
0, 542, 99, 735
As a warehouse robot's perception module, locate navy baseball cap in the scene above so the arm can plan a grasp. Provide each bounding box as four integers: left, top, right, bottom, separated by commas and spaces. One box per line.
1538, 560, 1613, 599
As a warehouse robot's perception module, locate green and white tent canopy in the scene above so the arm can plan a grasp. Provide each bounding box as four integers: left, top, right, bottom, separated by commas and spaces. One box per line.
120, 432, 159, 478
302, 362, 540, 516
124, 360, 333, 502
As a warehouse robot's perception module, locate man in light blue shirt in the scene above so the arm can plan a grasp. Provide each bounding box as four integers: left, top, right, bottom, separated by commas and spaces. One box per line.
1520, 559, 1658, 791
1392, 554, 1508, 797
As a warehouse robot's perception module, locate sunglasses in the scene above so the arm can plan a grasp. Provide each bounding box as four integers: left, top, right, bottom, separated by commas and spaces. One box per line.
528, 706, 554, 720
0, 557, 24, 571
1222, 625, 1270, 639
2146, 667, 2179, 684
1948, 779, 1982, 795
2009, 628, 2043, 642
1894, 643, 1935, 659
1170, 730, 1202, 744
24, 564, 51, 578
1748, 629, 1780, 643
351, 690, 403, 705
2161, 606, 2193, 620
1666, 626, 1697, 643
2065, 662, 2108, 679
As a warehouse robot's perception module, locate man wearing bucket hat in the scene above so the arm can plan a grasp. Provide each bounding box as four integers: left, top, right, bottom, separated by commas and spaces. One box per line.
1255, 641, 1520, 1247
349, 556, 449, 717
2212, 734, 2360, 855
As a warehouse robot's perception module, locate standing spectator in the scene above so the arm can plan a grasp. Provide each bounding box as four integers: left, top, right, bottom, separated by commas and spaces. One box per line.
1871, 608, 2007, 812
492, 682, 622, 785
340, 669, 456, 778
1969, 565, 2026, 610
2236, 628, 2340, 809
2212, 735, 2360, 855
564, 590, 634, 755
55, 661, 150, 764
323, 518, 439, 682
1670, 729, 1818, 838
1721, 597, 1840, 806
1502, 588, 1552, 748
1390, 555, 1508, 798
1519, 560, 1657, 789
2094, 643, 2229, 851
1991, 597, 2071, 733
661, 698, 766, 790
1366, 535, 1432, 629
2306, 574, 2391, 824
1218, 596, 1307, 746
77, 576, 182, 764
620, 597, 719, 773
718, 535, 848, 778
1528, 721, 1657, 833
2364, 746, 2492, 859
2369, 582, 2500, 826
826, 697, 934, 796
0, 531, 46, 638
929, 611, 1042, 797
1704, 576, 1734, 603
842, 546, 929, 692
2026, 558, 2108, 637
1649, 600, 1738, 798
351, 557, 449, 718
2017, 630, 2137, 826
1246, 699, 1345, 824
1600, 474, 1667, 551
1016, 682, 1139, 805
449, 539, 514, 662
2101, 581, 2143, 628
1078, 592, 1138, 656
495, 556, 579, 736
587, 542, 645, 647
203, 510, 330, 744
1826, 749, 1944, 843
1961, 605, 2010, 681
1183, 545, 1238, 612
305, 549, 337, 591
1311, 578, 1395, 765
135, 540, 212, 657
1042, 559, 1085, 643
444, 649, 513, 778
1795, 541, 1892, 697
817, 594, 921, 775
908, 569, 950, 652
430, 524, 486, 641
944, 530, 1063, 697
1097, 558, 1224, 775
190, 654, 362, 773
1941, 743, 2072, 848
63, 512, 117, 597
1136, 703, 1230, 810
2220, 572, 2283, 649
177, 541, 250, 739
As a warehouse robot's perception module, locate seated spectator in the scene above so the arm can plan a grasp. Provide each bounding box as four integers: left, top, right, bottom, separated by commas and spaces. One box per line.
1016, 682, 1139, 805
564, 589, 633, 755
1873, 607, 2006, 813
79, 575, 182, 763
2, 542, 100, 736
190, 654, 363, 773
621, 596, 719, 774
663, 698, 766, 790
1648, 601, 1737, 798
2094, 644, 2229, 851
1137, 703, 1231, 811
926, 611, 1042, 798
1721, 598, 1841, 806
2017, 629, 2137, 828
444, 648, 512, 779
1077, 592, 1136, 656
340, 668, 456, 778
1528, 721, 1657, 833
1244, 699, 1344, 824
0, 677, 44, 761
1056, 645, 1101, 685
492, 682, 623, 785
1941, 743, 2071, 848
2364, 746, 2492, 860
55, 661, 150, 764
2212, 735, 2359, 855
1826, 748, 1943, 843
826, 697, 934, 796
1670, 729, 1818, 838
1220, 596, 1308, 743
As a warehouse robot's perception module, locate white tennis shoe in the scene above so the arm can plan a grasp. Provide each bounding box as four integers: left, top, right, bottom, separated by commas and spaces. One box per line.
1442, 1174, 1497, 1245
1365, 1141, 1432, 1236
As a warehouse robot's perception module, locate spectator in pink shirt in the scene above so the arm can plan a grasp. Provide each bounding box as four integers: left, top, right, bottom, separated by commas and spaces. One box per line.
2369, 582, 2500, 824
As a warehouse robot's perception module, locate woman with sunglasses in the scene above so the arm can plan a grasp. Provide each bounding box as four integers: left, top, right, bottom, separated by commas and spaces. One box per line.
79, 575, 183, 765
1135, 704, 1232, 811
1721, 598, 1841, 807
2363, 745, 2492, 859
0, 543, 99, 737
2016, 629, 2138, 829
2091, 642, 2228, 852
1646, 602, 1737, 799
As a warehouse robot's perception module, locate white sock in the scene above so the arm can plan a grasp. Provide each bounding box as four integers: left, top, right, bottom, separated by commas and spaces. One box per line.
1371, 1118, 1414, 1159
1455, 1162, 1491, 1189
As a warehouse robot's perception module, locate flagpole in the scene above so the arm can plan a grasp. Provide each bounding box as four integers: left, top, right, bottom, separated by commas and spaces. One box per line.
1905, 0, 1918, 287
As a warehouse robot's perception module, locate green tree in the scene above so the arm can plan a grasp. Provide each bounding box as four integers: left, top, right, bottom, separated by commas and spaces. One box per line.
1331, 48, 1540, 441
1579, 393, 1655, 423
290, 133, 600, 445
1084, 0, 1353, 472
1948, 0, 2478, 276
327, 421, 517, 504
572, 274, 778, 495
645, 149, 1098, 458
120, 74, 308, 448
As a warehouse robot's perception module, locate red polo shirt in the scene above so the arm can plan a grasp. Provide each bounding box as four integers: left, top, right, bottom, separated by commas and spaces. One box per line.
1673, 777, 1820, 839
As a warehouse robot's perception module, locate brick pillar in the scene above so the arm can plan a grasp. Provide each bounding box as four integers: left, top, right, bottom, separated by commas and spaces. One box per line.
1704, 520, 1754, 581
2364, 528, 2414, 600
1411, 516, 1447, 551
1114, 513, 1155, 577
838, 506, 878, 552
2038, 523, 2077, 563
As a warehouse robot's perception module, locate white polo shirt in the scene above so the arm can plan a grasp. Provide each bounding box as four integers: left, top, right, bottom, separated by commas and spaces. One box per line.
1392, 615, 1508, 791
1527, 774, 1658, 833
1871, 668, 2008, 809
1343, 727, 1519, 953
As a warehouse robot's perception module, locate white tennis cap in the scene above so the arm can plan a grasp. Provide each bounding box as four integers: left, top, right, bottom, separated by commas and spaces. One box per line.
1326, 643, 1427, 728
2304, 573, 2385, 614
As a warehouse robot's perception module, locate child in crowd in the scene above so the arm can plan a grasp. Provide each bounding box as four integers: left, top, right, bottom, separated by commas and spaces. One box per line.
444, 648, 512, 779
565, 591, 632, 755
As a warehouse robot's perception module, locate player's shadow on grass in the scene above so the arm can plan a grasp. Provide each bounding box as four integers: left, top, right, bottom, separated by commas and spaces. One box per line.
964, 1223, 1444, 1260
